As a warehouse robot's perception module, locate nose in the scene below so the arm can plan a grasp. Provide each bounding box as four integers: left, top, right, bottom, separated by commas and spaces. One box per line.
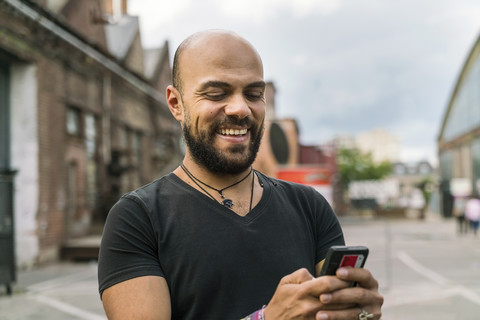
224, 94, 251, 119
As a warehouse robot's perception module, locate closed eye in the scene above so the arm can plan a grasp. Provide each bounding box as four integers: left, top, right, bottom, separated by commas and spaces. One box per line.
245, 92, 264, 101
204, 92, 228, 101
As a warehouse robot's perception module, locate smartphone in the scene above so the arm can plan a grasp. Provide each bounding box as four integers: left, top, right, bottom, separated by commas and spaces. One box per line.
319, 245, 369, 278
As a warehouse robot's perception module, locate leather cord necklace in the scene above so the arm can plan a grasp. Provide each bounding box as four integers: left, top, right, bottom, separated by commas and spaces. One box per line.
180, 164, 254, 211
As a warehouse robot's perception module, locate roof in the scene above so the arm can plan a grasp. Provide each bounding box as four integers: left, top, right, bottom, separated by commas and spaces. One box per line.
104, 14, 139, 60
143, 46, 166, 79
392, 161, 434, 176
438, 32, 480, 142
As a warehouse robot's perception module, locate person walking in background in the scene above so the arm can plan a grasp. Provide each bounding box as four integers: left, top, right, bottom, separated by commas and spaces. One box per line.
453, 196, 468, 235
465, 194, 480, 236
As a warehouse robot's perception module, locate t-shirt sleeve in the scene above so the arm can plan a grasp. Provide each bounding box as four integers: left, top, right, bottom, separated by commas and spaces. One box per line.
311, 189, 345, 263
97, 194, 163, 298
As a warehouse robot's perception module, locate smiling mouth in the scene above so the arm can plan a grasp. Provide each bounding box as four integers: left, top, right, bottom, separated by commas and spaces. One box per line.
217, 128, 248, 136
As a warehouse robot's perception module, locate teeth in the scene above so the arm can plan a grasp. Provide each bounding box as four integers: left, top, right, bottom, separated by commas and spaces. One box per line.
219, 128, 248, 135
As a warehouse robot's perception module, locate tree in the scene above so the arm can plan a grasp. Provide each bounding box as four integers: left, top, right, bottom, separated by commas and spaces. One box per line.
415, 176, 435, 219
337, 147, 393, 189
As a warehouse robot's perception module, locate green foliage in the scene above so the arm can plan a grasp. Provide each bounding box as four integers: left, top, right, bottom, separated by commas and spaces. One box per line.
338, 147, 393, 189
416, 176, 435, 206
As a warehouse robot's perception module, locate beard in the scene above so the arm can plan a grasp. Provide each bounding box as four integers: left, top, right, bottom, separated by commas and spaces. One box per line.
183, 115, 264, 175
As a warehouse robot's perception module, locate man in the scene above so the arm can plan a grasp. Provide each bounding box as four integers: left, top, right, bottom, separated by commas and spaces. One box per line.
98, 30, 383, 319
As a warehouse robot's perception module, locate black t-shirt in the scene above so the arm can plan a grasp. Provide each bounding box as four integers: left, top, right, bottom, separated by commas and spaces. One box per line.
98, 172, 344, 319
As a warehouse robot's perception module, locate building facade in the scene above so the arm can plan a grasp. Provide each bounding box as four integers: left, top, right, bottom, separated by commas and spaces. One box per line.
355, 128, 401, 164
254, 82, 300, 177
0, 0, 182, 268
438, 32, 480, 217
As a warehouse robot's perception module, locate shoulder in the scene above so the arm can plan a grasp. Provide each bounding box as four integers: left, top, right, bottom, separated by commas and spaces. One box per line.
257, 173, 333, 215
118, 173, 177, 211
260, 174, 344, 253
266, 176, 328, 201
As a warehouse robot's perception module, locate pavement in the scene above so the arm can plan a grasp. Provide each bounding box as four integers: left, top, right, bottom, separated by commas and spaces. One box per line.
341, 214, 480, 320
0, 261, 105, 320
1, 213, 479, 319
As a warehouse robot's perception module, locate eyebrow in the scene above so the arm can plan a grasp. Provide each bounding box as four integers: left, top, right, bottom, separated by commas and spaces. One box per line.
197, 80, 266, 92
197, 81, 231, 92
245, 81, 267, 90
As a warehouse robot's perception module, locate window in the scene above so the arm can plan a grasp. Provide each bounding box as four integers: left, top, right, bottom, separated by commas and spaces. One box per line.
85, 113, 98, 208
132, 132, 142, 187
471, 139, 480, 194
120, 127, 131, 193
66, 107, 81, 135
443, 52, 480, 141
439, 150, 453, 180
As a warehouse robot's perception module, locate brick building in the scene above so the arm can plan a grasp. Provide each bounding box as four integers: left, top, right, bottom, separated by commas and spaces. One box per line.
253, 82, 338, 208
0, 0, 182, 268
254, 82, 300, 176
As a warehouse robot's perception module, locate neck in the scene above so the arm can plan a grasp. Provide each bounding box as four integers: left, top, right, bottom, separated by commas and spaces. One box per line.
175, 158, 264, 216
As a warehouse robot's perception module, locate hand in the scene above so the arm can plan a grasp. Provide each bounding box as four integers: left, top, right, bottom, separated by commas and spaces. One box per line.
264, 268, 351, 320
316, 267, 384, 320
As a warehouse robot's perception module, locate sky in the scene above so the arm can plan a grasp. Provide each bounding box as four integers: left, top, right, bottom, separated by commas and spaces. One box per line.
128, 0, 480, 165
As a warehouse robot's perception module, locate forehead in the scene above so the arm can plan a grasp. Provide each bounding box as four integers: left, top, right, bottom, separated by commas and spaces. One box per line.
179, 33, 264, 88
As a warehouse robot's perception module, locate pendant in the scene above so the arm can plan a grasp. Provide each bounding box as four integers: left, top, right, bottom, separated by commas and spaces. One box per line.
221, 199, 234, 208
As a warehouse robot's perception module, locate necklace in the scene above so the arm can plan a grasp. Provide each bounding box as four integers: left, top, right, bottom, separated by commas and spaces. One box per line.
180, 164, 254, 211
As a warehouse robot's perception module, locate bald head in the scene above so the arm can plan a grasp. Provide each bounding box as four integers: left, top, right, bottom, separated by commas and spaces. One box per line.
172, 30, 263, 95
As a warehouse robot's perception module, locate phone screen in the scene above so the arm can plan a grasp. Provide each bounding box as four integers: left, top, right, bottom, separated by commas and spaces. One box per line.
339, 254, 365, 268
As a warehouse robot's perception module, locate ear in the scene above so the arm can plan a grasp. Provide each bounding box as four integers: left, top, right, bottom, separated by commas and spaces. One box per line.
166, 85, 184, 122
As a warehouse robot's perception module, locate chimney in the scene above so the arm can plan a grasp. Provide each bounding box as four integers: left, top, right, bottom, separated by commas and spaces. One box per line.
102, 0, 128, 21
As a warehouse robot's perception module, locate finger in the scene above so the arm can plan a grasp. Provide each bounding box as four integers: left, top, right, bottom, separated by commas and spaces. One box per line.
318, 292, 356, 309
280, 268, 314, 285
301, 275, 350, 297
336, 267, 379, 290
316, 306, 381, 320
320, 286, 383, 307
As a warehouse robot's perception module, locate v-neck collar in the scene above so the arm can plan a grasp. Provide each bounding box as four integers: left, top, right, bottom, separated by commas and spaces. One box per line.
168, 171, 271, 223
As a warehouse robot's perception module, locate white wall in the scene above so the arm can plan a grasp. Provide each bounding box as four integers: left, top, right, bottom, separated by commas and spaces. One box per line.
10, 64, 39, 269
356, 128, 401, 163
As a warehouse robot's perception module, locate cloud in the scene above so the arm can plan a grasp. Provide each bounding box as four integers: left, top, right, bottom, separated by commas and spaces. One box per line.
402, 146, 437, 165
128, 0, 193, 29
217, 0, 342, 22
129, 0, 480, 164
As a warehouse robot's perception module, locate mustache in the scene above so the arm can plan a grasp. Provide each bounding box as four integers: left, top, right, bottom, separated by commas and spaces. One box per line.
213, 116, 254, 129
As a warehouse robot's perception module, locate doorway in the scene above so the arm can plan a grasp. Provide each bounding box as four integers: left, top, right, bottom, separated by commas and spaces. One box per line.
0, 61, 16, 294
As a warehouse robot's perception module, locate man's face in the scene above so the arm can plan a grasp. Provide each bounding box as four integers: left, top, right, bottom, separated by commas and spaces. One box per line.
178, 33, 266, 174
182, 108, 264, 174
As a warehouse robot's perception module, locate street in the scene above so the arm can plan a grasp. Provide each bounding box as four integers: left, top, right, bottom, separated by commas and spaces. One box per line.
342, 215, 480, 319
1, 215, 479, 319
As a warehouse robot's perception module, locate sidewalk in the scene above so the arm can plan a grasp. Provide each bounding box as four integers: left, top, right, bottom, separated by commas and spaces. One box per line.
341, 214, 480, 320
2, 214, 477, 320
0, 261, 106, 320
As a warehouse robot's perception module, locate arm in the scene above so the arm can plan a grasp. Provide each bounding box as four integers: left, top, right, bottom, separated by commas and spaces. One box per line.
98, 196, 167, 319
102, 276, 171, 320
